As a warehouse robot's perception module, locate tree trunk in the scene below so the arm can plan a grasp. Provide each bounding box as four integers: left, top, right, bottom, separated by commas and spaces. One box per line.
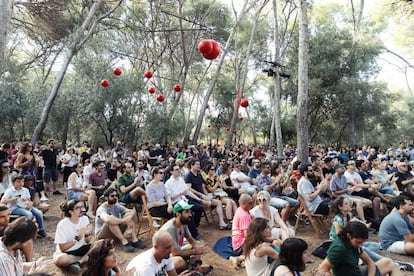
0, 0, 13, 72
191, 1, 253, 145
30, 0, 119, 143
296, 0, 309, 163
60, 112, 71, 150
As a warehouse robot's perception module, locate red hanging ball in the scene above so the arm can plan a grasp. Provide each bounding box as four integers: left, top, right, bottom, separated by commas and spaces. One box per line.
206, 103, 210, 109
240, 98, 249, 108
226, 127, 230, 132
156, 94, 165, 102
113, 67, 122, 76
148, 87, 156, 94
144, 70, 153, 78
239, 116, 243, 121
202, 40, 220, 60
208, 124, 211, 128
216, 123, 221, 128
173, 84, 181, 92
101, 79, 110, 87
198, 40, 214, 55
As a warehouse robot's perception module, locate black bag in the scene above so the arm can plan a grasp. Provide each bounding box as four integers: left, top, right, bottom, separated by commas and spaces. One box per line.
311, 240, 333, 259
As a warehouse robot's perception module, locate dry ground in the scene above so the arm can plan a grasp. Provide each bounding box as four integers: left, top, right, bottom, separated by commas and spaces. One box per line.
33, 190, 414, 276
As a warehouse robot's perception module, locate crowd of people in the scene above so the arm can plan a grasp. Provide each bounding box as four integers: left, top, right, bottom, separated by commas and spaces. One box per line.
1, 140, 414, 275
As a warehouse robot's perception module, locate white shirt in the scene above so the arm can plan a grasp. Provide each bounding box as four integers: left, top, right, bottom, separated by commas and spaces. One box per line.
126, 248, 174, 276
344, 170, 363, 185
54, 216, 89, 256
230, 171, 251, 189
165, 176, 187, 204
2, 186, 31, 212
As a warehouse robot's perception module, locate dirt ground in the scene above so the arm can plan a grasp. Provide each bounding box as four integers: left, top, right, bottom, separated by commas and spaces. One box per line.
33, 190, 414, 276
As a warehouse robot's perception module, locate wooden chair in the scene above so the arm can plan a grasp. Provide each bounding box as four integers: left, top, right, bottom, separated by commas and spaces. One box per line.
137, 195, 167, 237
294, 195, 328, 239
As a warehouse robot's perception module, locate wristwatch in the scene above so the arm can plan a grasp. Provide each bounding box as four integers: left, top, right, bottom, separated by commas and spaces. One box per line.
74, 235, 80, 241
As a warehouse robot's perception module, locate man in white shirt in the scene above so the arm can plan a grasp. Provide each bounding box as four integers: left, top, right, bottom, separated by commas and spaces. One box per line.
230, 161, 256, 196
126, 230, 178, 276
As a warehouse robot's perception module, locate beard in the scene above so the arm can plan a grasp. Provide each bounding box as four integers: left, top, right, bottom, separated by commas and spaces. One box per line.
180, 216, 192, 225
108, 198, 117, 205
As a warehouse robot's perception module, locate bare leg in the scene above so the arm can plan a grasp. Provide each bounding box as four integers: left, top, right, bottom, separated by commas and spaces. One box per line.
108, 224, 129, 245
280, 204, 290, 222
376, 257, 401, 276
54, 253, 83, 267
212, 199, 227, 227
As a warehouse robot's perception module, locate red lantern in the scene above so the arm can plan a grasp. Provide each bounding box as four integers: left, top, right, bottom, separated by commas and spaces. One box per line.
239, 116, 243, 121
148, 87, 156, 94
198, 40, 214, 55
144, 70, 153, 78
208, 124, 211, 128
202, 40, 220, 60
101, 79, 110, 87
206, 103, 210, 109
226, 127, 230, 132
240, 98, 249, 108
216, 123, 221, 128
233, 130, 237, 134
156, 94, 165, 102
113, 67, 122, 76
173, 84, 181, 92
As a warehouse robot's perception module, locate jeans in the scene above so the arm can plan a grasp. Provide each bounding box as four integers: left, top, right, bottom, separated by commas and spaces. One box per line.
12, 207, 44, 231
363, 241, 383, 262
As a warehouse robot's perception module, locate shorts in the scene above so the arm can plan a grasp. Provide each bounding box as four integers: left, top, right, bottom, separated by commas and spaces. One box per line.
96, 223, 127, 240
359, 264, 381, 276
121, 192, 142, 204
65, 244, 91, 257
269, 196, 299, 209
386, 241, 406, 255
67, 189, 85, 201
43, 168, 58, 182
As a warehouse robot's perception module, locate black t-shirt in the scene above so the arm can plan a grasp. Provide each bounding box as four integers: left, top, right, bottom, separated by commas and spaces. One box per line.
395, 171, 413, 191
0, 150, 8, 161
39, 148, 58, 168
107, 168, 118, 181
322, 167, 335, 177
185, 171, 204, 194
80, 152, 92, 164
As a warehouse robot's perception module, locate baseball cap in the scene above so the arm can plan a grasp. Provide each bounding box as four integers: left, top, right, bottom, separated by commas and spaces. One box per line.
173, 200, 193, 214
333, 163, 345, 171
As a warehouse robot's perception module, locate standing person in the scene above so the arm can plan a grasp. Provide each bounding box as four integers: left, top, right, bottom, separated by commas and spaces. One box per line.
271, 238, 308, 276
39, 139, 62, 195
244, 218, 280, 276
67, 163, 97, 219
95, 188, 145, 252
318, 221, 401, 276
0, 217, 42, 275
146, 167, 174, 220
83, 239, 120, 276
116, 161, 146, 205
126, 230, 183, 276
54, 200, 92, 274
1, 174, 47, 238
60, 148, 78, 187
0, 159, 12, 196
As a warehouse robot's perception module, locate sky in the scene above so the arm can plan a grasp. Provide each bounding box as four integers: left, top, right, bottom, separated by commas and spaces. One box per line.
218, 0, 414, 94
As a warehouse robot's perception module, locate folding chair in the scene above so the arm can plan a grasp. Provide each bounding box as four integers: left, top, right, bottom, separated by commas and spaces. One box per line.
294, 195, 328, 239
137, 195, 167, 237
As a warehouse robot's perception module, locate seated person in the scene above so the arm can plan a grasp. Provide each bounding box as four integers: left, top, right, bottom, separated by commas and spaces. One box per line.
250, 191, 292, 241
95, 188, 145, 252
23, 175, 49, 214
379, 195, 414, 255
54, 200, 92, 274
319, 221, 400, 276
116, 161, 146, 204
67, 163, 96, 219
244, 218, 280, 276
127, 231, 181, 275
83, 239, 120, 276
88, 161, 109, 199
159, 200, 210, 273
230, 161, 256, 196
271, 238, 308, 276
0, 174, 47, 238
146, 167, 173, 220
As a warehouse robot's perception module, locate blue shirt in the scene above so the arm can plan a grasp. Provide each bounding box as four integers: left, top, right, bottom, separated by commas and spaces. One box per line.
379, 210, 414, 250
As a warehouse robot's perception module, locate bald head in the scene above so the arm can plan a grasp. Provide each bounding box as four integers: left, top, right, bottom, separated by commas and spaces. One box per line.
239, 194, 253, 211
152, 230, 173, 246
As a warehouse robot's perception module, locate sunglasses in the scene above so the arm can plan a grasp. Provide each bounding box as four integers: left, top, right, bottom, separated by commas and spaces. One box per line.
2, 166, 11, 168
258, 198, 267, 203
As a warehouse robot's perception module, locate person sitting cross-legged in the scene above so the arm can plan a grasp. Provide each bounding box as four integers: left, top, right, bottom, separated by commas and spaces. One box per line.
95, 188, 146, 252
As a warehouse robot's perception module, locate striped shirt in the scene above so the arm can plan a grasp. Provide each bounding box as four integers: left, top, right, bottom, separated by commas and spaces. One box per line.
0, 240, 23, 276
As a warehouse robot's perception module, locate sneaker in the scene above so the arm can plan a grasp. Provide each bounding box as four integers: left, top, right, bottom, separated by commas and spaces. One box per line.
66, 262, 81, 274
153, 221, 160, 228
131, 240, 146, 249
123, 242, 135, 252
53, 190, 63, 195
395, 261, 414, 271
40, 196, 48, 201
37, 230, 48, 238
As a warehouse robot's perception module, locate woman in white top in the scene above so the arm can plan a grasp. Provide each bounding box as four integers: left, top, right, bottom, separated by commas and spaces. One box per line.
250, 191, 292, 241
67, 163, 97, 219
61, 148, 78, 186
244, 217, 280, 276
